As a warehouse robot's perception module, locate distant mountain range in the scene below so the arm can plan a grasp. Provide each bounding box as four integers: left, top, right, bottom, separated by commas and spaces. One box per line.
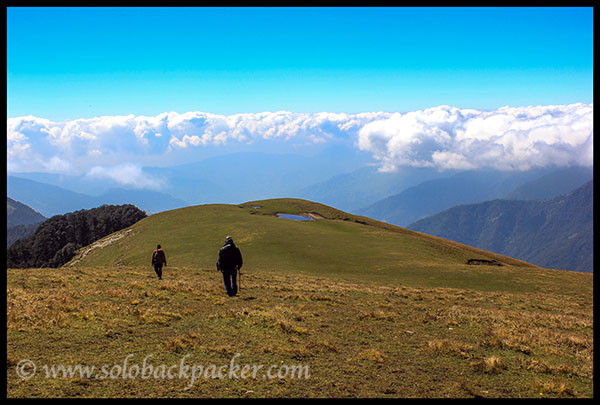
8, 148, 373, 216
296, 166, 455, 213
355, 168, 554, 226
7, 176, 188, 217
503, 166, 593, 201
355, 166, 593, 227
10, 146, 374, 207
408, 181, 593, 273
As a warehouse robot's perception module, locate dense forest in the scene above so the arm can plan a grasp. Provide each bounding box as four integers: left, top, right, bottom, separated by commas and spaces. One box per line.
7, 204, 146, 268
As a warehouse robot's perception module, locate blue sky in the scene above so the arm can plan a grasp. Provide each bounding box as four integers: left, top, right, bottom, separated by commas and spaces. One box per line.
7, 7, 594, 178
7, 7, 593, 121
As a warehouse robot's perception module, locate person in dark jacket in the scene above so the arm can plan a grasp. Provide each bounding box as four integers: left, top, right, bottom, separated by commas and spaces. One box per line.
217, 236, 243, 296
151, 244, 167, 280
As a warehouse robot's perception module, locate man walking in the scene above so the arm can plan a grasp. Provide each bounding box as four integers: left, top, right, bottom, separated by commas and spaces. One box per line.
152, 244, 167, 280
217, 236, 243, 297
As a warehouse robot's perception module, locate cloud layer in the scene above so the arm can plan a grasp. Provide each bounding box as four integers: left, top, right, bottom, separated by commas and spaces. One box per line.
7, 104, 593, 176
358, 103, 593, 171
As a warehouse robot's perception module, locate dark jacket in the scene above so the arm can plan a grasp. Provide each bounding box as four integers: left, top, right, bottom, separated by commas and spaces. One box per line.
152, 249, 167, 266
217, 240, 243, 272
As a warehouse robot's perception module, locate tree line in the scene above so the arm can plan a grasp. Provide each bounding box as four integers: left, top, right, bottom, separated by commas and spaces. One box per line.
7, 204, 147, 268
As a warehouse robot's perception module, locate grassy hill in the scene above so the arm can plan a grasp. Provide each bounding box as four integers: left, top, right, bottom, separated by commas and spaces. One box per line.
65, 198, 542, 292
7, 199, 593, 397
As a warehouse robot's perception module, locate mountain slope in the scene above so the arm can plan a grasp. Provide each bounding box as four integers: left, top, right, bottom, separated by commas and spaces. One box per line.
7, 197, 47, 248
297, 166, 452, 213
408, 181, 593, 273
7, 223, 44, 248
357, 168, 553, 227
7, 197, 46, 228
504, 166, 593, 201
7, 177, 97, 218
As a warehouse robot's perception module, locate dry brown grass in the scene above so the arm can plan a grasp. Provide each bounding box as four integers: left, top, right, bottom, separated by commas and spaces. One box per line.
6, 265, 593, 398
470, 356, 507, 374
356, 349, 388, 364
423, 339, 474, 358
537, 379, 576, 397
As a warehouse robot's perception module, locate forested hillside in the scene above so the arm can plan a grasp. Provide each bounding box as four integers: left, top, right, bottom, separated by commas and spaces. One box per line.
7, 204, 146, 268
408, 181, 593, 273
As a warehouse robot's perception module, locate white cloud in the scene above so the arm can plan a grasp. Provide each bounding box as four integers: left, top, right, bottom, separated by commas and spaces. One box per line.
358, 103, 593, 171
7, 104, 593, 179
86, 163, 165, 190
168, 134, 203, 148
43, 156, 72, 173
6, 110, 391, 172
431, 151, 476, 171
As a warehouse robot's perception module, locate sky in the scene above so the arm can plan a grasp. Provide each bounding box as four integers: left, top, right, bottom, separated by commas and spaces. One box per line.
6, 7, 594, 177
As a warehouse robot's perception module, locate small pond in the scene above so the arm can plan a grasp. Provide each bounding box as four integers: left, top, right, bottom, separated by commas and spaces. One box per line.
276, 213, 313, 221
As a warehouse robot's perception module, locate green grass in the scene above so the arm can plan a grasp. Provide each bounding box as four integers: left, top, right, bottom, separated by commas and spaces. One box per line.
6, 199, 593, 397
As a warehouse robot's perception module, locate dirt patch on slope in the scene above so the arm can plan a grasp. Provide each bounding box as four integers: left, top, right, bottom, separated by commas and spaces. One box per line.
65, 229, 133, 267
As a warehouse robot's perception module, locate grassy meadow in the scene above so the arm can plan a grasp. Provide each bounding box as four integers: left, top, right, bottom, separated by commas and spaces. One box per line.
6, 199, 593, 397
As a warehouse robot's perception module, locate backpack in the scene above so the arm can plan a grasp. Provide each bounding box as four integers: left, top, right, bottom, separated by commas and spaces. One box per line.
152, 249, 164, 265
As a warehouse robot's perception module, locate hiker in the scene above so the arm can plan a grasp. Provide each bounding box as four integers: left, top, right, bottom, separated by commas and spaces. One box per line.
217, 236, 243, 297
151, 244, 167, 280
